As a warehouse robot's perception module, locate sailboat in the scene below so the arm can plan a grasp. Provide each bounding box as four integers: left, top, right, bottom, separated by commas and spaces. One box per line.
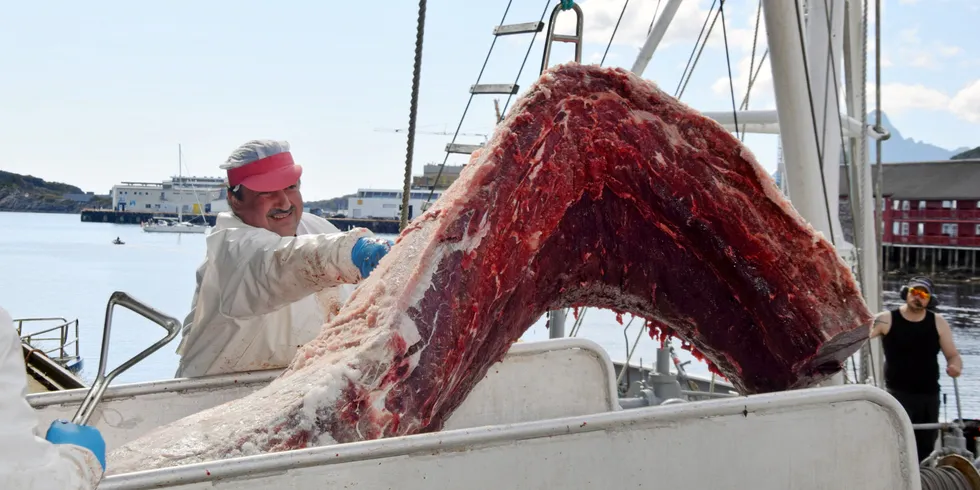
142, 144, 210, 234
23, 1, 979, 487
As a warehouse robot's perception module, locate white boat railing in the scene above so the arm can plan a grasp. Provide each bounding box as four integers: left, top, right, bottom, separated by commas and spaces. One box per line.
96, 384, 921, 490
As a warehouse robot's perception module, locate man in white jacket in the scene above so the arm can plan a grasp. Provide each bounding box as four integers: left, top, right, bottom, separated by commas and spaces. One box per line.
175, 139, 392, 378
1, 306, 107, 489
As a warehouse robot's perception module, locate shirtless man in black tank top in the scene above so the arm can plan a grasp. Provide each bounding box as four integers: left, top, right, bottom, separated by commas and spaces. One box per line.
869, 276, 962, 463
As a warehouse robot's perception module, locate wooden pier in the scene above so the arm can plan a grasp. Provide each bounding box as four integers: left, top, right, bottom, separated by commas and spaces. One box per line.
80, 209, 401, 235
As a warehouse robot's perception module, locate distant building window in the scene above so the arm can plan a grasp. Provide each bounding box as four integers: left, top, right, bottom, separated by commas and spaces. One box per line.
892, 200, 900, 211
941, 223, 958, 236
976, 224, 980, 235
900, 222, 909, 236
942, 200, 956, 209
892, 222, 899, 235
917, 223, 924, 236
918, 201, 926, 210
976, 201, 980, 208
145, 204, 152, 209
902, 200, 910, 211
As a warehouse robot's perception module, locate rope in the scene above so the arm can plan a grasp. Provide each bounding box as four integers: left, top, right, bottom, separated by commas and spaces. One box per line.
818, 0, 859, 271
791, 0, 837, 248
615, 316, 643, 386
423, 0, 516, 206
738, 0, 763, 141
718, 0, 740, 140
600, 0, 631, 66
497, 0, 552, 119
674, 0, 718, 98
676, 7, 720, 100
739, 48, 769, 111
399, 0, 428, 232
646, 0, 663, 36
919, 466, 973, 490
873, 0, 885, 312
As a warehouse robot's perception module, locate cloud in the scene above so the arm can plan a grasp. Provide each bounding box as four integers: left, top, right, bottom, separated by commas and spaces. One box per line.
552, 0, 718, 49
867, 82, 950, 115
950, 80, 980, 123
867, 79, 980, 124
887, 26, 962, 70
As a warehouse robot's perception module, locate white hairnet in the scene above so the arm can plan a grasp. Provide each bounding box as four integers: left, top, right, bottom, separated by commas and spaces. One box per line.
220, 139, 291, 170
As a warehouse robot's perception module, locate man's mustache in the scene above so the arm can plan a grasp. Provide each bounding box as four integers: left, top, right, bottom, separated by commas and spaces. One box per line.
268, 206, 295, 216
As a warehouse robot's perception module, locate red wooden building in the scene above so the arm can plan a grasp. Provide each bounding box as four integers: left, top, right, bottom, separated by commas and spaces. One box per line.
839, 159, 980, 273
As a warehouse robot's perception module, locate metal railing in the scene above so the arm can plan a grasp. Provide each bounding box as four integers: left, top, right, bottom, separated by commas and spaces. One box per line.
15, 317, 81, 366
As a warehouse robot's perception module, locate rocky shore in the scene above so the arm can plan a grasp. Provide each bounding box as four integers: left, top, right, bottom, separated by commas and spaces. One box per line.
0, 170, 110, 214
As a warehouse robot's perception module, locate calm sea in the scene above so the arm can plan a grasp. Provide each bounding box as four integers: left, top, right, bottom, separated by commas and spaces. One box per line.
2, 211, 978, 418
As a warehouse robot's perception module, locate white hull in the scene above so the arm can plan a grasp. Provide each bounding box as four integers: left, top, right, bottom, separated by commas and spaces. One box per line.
27, 339, 920, 489
141, 222, 208, 234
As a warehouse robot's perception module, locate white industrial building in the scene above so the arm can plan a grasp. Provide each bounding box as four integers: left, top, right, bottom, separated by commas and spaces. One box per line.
111, 176, 229, 214
347, 188, 444, 219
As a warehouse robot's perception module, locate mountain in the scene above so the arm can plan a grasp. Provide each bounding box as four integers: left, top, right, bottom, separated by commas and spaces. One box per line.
867, 111, 969, 163
0, 170, 111, 213
951, 146, 980, 160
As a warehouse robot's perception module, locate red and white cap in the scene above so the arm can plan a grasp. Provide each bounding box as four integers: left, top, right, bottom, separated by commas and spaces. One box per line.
221, 139, 303, 192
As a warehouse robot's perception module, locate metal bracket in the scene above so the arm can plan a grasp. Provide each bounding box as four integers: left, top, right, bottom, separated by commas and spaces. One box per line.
540, 2, 584, 75
72, 291, 181, 425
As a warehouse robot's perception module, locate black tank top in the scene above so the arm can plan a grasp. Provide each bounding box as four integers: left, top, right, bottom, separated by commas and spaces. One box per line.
882, 308, 941, 394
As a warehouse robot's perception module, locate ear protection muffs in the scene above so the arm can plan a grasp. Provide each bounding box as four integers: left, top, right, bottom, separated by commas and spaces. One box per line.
899, 276, 940, 310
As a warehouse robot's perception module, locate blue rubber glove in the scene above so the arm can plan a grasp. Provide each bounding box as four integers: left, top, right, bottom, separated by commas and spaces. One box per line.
351, 237, 394, 279
45, 419, 107, 471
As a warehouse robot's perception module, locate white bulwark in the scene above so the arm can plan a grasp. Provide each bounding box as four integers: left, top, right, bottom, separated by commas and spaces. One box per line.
111, 176, 228, 214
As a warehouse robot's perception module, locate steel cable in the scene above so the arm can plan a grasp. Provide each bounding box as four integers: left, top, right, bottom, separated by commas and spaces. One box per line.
919, 465, 973, 490
400, 0, 428, 231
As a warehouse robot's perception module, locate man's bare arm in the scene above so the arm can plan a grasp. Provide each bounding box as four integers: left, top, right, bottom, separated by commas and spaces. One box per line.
936, 314, 962, 377
869, 311, 891, 339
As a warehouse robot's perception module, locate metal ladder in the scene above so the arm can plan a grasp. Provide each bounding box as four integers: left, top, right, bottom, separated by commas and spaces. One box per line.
443, 1, 585, 158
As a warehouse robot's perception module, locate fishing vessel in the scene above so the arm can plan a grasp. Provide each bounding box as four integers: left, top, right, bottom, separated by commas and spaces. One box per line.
24, 1, 980, 488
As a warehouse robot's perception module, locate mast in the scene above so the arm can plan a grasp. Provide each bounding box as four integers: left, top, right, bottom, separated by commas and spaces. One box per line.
178, 144, 183, 223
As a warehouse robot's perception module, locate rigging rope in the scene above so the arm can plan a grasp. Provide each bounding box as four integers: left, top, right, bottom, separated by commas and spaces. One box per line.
497, 0, 552, 120
867, 0, 883, 388
600, 0, 631, 66
718, 0, 741, 140
739, 0, 763, 141
615, 316, 643, 387
791, 0, 838, 248
675, 8, 720, 100
422, 0, 517, 206
873, 0, 886, 318
646, 0, 663, 36
674, 0, 718, 98
400, 0, 428, 231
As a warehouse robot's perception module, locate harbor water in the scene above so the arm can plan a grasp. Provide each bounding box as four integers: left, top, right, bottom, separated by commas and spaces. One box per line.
2, 211, 978, 418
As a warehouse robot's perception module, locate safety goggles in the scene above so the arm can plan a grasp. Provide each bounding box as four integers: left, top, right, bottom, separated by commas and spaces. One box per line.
908, 286, 931, 301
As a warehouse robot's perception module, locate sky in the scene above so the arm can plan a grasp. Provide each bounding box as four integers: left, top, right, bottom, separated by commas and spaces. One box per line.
1, 0, 977, 201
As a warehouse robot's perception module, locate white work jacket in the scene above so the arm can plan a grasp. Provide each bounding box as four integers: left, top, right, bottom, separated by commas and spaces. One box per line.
175, 211, 371, 378
0, 307, 103, 489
